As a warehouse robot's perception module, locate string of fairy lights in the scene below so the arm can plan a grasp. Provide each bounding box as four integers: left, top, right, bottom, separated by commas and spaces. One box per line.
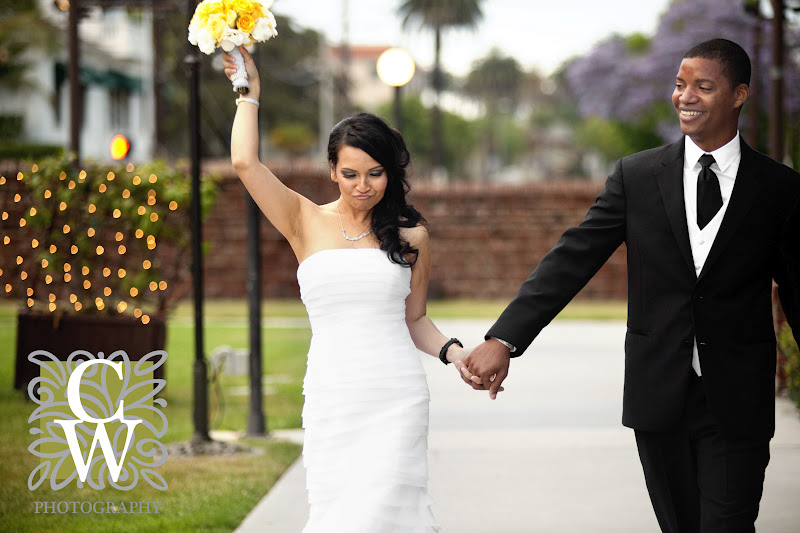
0, 162, 181, 324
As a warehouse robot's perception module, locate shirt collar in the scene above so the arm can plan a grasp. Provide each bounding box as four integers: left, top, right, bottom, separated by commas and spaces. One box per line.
684, 132, 741, 174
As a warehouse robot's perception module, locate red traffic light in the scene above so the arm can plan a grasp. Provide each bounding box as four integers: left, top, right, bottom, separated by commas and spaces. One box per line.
110, 134, 130, 160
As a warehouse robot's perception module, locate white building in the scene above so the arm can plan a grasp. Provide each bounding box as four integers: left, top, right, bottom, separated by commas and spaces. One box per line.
0, 1, 155, 161
327, 44, 426, 111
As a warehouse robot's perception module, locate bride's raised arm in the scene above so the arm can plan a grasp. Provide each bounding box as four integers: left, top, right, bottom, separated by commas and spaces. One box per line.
224, 45, 315, 248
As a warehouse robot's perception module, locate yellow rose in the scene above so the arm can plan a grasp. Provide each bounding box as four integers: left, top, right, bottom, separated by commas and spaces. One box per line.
224, 0, 245, 12
226, 11, 238, 28
237, 13, 255, 34
194, 4, 209, 19
204, 0, 225, 15
206, 13, 227, 41
249, 4, 264, 19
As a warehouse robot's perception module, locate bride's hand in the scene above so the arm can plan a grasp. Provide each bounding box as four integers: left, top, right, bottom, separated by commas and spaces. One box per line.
447, 344, 472, 364
450, 345, 506, 396
222, 45, 261, 101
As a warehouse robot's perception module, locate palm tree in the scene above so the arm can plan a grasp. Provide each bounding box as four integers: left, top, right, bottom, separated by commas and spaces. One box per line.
465, 48, 522, 178
398, 0, 483, 177
0, 1, 59, 92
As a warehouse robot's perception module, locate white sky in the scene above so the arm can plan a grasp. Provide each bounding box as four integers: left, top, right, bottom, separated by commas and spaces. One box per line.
272, 0, 674, 76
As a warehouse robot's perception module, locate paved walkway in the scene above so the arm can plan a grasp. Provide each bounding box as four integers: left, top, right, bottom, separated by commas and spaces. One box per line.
235, 320, 800, 532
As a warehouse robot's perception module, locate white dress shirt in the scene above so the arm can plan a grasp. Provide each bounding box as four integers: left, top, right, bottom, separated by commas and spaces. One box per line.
683, 133, 741, 375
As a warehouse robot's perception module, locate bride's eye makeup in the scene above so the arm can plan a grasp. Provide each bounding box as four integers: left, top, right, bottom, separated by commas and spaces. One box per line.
341, 168, 385, 179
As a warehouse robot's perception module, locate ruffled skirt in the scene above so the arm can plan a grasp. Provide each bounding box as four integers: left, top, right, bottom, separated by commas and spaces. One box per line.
301, 325, 439, 532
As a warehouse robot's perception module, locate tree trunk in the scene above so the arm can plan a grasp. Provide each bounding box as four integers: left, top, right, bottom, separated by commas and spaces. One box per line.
432, 25, 443, 177
749, 14, 761, 149
769, 0, 784, 162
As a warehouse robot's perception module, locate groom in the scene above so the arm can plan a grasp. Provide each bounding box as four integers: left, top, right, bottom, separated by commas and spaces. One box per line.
459, 39, 800, 532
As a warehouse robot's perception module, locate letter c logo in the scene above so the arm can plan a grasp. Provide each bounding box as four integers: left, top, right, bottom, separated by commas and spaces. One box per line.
66, 359, 126, 423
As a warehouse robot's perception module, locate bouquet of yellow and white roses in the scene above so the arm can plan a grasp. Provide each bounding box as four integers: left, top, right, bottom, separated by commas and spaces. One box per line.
188, 0, 278, 93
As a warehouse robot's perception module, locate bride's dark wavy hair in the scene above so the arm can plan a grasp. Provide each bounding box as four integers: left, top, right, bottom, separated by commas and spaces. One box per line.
327, 113, 426, 266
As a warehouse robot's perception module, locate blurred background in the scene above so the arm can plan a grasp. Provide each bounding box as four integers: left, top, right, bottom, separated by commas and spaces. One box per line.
2, 0, 798, 181
3, 0, 798, 302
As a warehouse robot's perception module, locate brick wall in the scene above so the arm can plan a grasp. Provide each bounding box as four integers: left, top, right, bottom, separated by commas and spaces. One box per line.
412, 181, 628, 300
202, 161, 628, 301
1, 160, 627, 303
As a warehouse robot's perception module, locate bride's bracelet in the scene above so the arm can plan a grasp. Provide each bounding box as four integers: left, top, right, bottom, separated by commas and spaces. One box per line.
236, 96, 260, 108
438, 338, 462, 365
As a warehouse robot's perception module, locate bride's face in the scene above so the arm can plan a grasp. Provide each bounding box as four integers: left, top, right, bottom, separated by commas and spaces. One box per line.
330, 145, 388, 211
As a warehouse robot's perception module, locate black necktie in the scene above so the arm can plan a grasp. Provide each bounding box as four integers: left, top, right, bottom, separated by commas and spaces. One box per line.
697, 154, 722, 229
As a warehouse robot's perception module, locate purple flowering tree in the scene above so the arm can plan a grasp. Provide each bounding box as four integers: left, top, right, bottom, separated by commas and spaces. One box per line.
566, 0, 800, 157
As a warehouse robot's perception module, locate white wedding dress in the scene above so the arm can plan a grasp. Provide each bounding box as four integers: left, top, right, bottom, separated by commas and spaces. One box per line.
298, 248, 440, 533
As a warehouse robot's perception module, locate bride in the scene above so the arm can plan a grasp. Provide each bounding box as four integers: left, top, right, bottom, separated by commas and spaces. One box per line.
224, 46, 476, 532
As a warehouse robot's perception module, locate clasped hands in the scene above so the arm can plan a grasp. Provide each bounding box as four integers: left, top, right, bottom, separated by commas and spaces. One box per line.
453, 338, 511, 400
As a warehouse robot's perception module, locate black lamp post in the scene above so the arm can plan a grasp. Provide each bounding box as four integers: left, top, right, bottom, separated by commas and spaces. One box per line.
245, 47, 267, 438
185, 0, 209, 443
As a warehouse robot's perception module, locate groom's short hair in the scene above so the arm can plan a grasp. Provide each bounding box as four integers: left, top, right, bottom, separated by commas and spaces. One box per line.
684, 38, 751, 89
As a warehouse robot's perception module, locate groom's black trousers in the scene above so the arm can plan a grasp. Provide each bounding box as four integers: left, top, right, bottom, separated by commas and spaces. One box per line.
634, 372, 771, 533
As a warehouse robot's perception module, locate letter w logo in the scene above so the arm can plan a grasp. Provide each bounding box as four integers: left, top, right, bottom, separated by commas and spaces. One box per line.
54, 359, 142, 483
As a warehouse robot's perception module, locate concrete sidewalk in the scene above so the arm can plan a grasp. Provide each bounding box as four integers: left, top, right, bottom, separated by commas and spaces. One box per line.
235, 320, 800, 532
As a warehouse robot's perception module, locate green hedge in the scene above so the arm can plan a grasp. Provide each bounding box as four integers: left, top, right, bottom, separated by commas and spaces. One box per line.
0, 114, 24, 138
2, 155, 217, 320
0, 143, 64, 160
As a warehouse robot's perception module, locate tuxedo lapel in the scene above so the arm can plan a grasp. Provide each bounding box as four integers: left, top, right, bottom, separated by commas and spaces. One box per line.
697, 139, 761, 282
655, 140, 695, 278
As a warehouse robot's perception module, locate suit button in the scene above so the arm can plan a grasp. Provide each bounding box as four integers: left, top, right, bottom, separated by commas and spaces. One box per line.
699, 342, 708, 346
698, 295, 704, 299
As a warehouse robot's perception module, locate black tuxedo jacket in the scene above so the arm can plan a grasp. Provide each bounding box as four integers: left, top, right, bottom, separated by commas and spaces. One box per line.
487, 137, 800, 438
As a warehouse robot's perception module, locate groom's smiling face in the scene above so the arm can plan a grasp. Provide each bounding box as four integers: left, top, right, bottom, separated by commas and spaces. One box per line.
672, 56, 748, 152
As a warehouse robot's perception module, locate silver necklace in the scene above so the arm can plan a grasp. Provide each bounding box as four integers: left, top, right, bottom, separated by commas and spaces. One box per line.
337, 204, 373, 241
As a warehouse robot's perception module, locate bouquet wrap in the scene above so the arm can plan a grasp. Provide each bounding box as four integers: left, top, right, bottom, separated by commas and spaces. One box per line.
229, 47, 249, 93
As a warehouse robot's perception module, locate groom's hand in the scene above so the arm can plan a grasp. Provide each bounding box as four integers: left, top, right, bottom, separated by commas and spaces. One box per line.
455, 339, 510, 400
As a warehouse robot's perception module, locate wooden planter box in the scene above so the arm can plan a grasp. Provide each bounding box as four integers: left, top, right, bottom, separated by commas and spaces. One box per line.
14, 312, 166, 394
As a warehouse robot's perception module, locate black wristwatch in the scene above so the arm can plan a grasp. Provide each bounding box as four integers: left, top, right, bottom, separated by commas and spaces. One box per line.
439, 338, 463, 365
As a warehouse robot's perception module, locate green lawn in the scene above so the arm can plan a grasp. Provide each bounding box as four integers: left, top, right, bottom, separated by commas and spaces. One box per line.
0, 298, 625, 532
167, 297, 627, 321
0, 301, 308, 533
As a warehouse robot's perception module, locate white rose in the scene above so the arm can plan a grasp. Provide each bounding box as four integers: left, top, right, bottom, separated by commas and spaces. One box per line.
259, 0, 274, 9
251, 16, 277, 42
196, 28, 217, 55
188, 20, 202, 45
267, 12, 278, 38
220, 27, 249, 51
